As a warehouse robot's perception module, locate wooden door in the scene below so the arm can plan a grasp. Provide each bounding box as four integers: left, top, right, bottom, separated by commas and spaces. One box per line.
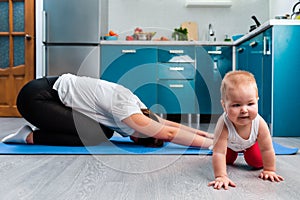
0, 0, 35, 116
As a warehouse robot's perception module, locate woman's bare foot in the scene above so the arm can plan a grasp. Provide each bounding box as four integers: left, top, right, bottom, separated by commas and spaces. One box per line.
26, 132, 34, 144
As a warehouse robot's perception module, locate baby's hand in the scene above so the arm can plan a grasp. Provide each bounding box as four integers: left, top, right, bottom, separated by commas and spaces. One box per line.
259, 170, 284, 182
208, 175, 236, 190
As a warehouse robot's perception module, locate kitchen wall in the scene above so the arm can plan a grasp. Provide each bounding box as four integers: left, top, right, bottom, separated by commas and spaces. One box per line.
269, 0, 299, 19
108, 0, 270, 41
35, 0, 299, 77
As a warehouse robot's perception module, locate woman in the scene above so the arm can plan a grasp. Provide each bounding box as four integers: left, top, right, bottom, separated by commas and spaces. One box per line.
2, 73, 213, 147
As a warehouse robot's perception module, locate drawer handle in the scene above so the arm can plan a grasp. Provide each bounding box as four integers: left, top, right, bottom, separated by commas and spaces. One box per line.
208, 50, 222, 55
169, 67, 184, 71
169, 50, 184, 54
169, 84, 184, 88
121, 49, 136, 54
237, 48, 244, 53
249, 41, 257, 47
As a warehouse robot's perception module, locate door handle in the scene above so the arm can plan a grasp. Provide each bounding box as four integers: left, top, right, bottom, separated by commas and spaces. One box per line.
237, 48, 244, 53
42, 46, 46, 77
42, 11, 47, 43
25, 34, 32, 40
249, 41, 258, 47
263, 36, 271, 55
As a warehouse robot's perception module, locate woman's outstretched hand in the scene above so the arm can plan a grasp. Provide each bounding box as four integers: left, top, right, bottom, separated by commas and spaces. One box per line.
196, 130, 214, 139
206, 133, 214, 139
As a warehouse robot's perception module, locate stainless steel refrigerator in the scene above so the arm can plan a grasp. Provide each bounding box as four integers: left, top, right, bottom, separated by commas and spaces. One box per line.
42, 0, 108, 78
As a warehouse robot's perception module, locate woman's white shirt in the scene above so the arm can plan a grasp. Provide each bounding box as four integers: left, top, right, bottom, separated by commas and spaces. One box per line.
53, 73, 147, 136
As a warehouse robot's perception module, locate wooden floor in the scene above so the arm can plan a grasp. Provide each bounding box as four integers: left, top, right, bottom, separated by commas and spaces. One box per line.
0, 117, 300, 200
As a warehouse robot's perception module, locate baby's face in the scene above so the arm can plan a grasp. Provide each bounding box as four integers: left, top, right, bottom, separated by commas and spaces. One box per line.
222, 84, 258, 127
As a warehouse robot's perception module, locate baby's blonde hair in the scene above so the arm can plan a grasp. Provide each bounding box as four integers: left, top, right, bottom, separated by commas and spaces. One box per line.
221, 70, 258, 100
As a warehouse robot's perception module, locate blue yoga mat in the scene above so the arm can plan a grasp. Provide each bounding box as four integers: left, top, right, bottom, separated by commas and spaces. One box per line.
0, 136, 298, 155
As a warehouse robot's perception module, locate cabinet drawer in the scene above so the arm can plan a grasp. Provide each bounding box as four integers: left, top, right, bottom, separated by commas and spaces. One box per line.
158, 63, 195, 79
100, 45, 157, 112
158, 46, 195, 63
101, 45, 157, 70
157, 80, 195, 113
196, 46, 232, 115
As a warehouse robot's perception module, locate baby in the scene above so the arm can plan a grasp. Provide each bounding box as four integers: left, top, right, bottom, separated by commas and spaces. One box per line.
208, 70, 284, 190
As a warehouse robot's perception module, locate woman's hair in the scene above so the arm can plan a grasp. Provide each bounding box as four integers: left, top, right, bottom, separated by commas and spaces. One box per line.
220, 70, 258, 100
129, 109, 164, 147
141, 108, 159, 122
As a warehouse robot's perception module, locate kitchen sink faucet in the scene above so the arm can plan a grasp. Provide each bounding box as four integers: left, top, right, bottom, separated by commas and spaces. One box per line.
209, 23, 215, 36
208, 23, 216, 41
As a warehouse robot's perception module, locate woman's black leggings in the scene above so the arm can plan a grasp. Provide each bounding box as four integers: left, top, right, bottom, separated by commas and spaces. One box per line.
17, 77, 114, 146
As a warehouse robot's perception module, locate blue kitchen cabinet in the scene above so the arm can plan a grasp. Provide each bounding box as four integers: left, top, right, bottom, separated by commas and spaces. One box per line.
157, 80, 195, 113
100, 45, 158, 111
272, 26, 300, 136
236, 25, 300, 136
249, 31, 272, 124
261, 29, 272, 125
157, 46, 196, 114
236, 40, 249, 71
196, 46, 232, 115
236, 32, 271, 123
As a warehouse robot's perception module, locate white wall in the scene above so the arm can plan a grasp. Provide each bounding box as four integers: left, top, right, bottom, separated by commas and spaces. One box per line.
269, 0, 299, 19
108, 0, 270, 41
38, 0, 297, 77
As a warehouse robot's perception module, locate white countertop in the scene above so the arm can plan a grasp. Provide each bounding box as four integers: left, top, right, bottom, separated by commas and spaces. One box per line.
100, 40, 233, 46
232, 19, 300, 45
100, 19, 300, 46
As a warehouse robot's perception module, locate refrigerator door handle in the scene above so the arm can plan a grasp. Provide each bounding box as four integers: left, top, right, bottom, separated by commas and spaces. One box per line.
42, 46, 46, 77
42, 11, 47, 43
